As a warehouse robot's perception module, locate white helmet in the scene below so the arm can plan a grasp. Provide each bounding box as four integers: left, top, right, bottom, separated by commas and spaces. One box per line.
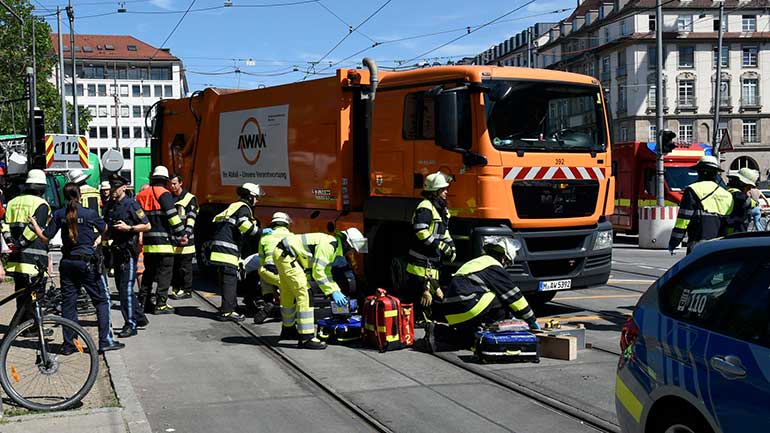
731, 167, 759, 187
238, 182, 264, 198
482, 236, 520, 264
271, 212, 292, 226
423, 171, 451, 192
150, 165, 170, 180
690, 155, 723, 172
342, 227, 368, 253
99, 181, 111, 191
67, 168, 90, 184
25, 169, 47, 186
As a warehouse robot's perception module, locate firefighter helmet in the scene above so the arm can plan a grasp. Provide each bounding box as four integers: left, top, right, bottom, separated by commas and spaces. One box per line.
423, 171, 451, 192
67, 168, 90, 185
271, 212, 292, 226
342, 227, 367, 253
482, 236, 520, 264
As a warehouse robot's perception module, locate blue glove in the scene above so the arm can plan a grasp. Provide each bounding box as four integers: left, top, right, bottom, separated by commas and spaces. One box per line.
262, 227, 273, 235
530, 321, 541, 331
331, 290, 348, 307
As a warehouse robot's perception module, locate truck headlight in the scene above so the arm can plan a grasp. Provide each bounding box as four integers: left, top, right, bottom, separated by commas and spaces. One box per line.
594, 230, 613, 250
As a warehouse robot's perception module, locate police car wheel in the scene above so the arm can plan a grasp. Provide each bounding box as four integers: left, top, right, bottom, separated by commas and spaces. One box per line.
651, 406, 713, 433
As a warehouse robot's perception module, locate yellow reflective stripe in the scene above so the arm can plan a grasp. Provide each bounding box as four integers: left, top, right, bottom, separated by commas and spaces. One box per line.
383, 310, 398, 318
174, 245, 196, 255
614, 198, 631, 206
455, 255, 500, 276
638, 199, 677, 207
6, 262, 39, 275
445, 292, 496, 325
615, 375, 643, 423
210, 251, 239, 266
509, 297, 530, 312
385, 334, 400, 342
21, 227, 38, 242
168, 215, 182, 226
143, 244, 174, 254
239, 220, 255, 234
406, 263, 439, 279
674, 218, 689, 230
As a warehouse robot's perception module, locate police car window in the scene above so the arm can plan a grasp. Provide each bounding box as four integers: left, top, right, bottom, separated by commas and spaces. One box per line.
718, 260, 770, 348
660, 251, 751, 328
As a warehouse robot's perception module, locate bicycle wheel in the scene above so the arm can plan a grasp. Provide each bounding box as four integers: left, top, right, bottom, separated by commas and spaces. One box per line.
0, 315, 99, 411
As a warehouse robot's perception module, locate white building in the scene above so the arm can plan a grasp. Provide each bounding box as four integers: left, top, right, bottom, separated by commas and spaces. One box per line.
50, 34, 187, 184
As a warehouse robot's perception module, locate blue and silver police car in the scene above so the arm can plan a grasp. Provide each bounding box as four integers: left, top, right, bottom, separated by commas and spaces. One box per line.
616, 234, 770, 433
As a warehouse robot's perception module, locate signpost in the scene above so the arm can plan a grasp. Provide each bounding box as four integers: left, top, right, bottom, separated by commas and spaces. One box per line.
44, 134, 89, 170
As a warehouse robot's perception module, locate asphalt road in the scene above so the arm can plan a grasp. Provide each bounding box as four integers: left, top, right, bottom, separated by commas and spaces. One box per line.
114, 240, 680, 433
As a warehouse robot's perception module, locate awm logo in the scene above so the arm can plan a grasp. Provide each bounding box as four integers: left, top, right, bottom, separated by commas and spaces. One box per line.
239, 117, 267, 165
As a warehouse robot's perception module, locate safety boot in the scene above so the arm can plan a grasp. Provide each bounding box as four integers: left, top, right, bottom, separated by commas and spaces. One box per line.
252, 303, 276, 325
279, 326, 299, 340
298, 337, 326, 350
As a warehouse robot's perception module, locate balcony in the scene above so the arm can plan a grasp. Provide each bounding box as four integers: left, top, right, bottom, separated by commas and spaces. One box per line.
646, 97, 669, 114
616, 66, 627, 78
740, 95, 761, 112
710, 98, 733, 113
676, 97, 697, 112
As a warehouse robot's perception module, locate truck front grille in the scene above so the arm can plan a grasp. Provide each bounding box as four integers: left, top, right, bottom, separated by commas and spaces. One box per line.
528, 258, 584, 279
513, 180, 599, 219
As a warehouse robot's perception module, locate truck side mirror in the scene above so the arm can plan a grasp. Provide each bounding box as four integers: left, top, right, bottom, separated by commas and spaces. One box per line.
435, 92, 460, 150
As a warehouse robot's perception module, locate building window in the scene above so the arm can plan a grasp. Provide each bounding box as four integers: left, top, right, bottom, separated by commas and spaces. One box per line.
620, 19, 627, 36
142, 85, 150, 97
601, 56, 610, 81
134, 127, 143, 139
121, 127, 130, 139
111, 127, 117, 138
618, 84, 627, 112
713, 78, 730, 107
677, 15, 693, 32
87, 84, 96, 97
603, 27, 609, 43
648, 82, 657, 107
648, 46, 658, 69
121, 105, 129, 118
89, 127, 97, 139
713, 45, 729, 68
164, 85, 173, 98
678, 79, 695, 106
678, 121, 694, 144
150, 67, 171, 80
742, 46, 758, 67
742, 120, 758, 143
741, 78, 759, 106
99, 126, 108, 138
132, 85, 141, 97
97, 84, 107, 96
87, 105, 97, 117
617, 49, 627, 77
649, 124, 657, 142
620, 127, 628, 141
119, 85, 129, 97
110, 105, 116, 117
649, 15, 655, 32
98, 105, 108, 117
154, 85, 163, 98
109, 84, 117, 96
679, 46, 694, 68
742, 15, 757, 32
731, 156, 759, 171
713, 17, 727, 32
133, 106, 142, 118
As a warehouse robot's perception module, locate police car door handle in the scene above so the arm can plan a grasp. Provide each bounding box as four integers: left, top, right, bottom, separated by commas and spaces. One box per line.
710, 355, 747, 380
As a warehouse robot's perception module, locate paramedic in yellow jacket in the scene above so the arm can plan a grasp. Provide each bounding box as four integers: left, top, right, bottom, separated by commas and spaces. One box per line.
274, 228, 367, 350
253, 212, 293, 325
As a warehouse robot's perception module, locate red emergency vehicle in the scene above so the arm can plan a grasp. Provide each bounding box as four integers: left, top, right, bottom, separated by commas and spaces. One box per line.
610, 141, 707, 234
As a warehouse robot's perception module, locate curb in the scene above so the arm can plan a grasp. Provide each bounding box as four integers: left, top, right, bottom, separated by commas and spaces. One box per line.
0, 406, 121, 423
103, 351, 152, 433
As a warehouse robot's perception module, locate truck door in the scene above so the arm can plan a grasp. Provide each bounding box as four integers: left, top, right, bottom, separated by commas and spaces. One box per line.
369, 88, 412, 197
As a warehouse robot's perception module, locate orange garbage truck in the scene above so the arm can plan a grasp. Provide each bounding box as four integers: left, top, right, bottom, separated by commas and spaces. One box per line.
610, 141, 707, 234
150, 59, 615, 302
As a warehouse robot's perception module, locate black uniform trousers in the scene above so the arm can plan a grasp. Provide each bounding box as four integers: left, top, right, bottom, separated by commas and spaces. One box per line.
172, 254, 193, 293
60, 258, 114, 348
218, 265, 239, 313
139, 253, 174, 310
433, 297, 511, 349
114, 254, 146, 328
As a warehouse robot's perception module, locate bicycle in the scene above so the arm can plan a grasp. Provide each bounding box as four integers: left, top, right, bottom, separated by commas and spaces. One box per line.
0, 263, 99, 411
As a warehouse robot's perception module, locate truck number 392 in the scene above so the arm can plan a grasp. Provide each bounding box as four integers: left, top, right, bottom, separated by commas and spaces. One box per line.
555, 158, 564, 165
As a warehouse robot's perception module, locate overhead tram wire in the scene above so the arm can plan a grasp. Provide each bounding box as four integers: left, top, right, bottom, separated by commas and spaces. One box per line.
149, 0, 197, 61
314, 0, 377, 44
301, 0, 392, 80
76, 0, 316, 19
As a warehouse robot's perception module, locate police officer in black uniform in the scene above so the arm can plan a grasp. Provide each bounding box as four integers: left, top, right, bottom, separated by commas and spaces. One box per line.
104, 174, 151, 337
29, 183, 124, 353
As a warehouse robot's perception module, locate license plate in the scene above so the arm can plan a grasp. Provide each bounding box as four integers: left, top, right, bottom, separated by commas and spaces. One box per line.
539, 279, 572, 291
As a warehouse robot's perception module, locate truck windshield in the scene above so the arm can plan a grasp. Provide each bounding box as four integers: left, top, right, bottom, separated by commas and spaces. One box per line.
664, 167, 698, 191
484, 80, 606, 153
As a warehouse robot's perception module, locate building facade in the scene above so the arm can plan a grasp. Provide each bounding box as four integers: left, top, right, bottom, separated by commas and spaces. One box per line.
50, 34, 187, 184
474, 0, 770, 181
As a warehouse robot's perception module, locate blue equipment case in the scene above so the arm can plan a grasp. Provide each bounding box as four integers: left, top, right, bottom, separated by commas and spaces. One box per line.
317, 315, 363, 344
473, 330, 540, 363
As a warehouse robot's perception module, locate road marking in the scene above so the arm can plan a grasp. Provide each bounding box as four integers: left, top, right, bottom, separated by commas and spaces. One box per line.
200, 292, 216, 298
607, 279, 655, 284
638, 265, 654, 269
540, 314, 629, 322
557, 294, 641, 300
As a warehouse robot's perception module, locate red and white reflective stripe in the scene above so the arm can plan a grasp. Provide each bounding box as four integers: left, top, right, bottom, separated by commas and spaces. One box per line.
639, 206, 679, 220
503, 166, 606, 181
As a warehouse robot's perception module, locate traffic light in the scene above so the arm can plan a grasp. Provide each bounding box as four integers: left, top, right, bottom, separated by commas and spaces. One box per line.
30, 108, 46, 169
660, 129, 677, 154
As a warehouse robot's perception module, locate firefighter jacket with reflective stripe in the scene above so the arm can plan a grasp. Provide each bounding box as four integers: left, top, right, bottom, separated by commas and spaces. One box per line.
279, 232, 343, 296
1, 194, 50, 276
409, 198, 453, 265
80, 185, 102, 216
726, 188, 757, 234
258, 226, 292, 287
441, 255, 536, 326
173, 190, 198, 255
669, 181, 734, 250
209, 201, 260, 268
136, 185, 184, 254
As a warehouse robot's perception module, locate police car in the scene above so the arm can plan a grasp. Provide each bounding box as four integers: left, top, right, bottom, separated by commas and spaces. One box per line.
616, 233, 770, 433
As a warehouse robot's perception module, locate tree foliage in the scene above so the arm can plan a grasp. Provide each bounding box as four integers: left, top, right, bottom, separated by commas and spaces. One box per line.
0, 0, 90, 136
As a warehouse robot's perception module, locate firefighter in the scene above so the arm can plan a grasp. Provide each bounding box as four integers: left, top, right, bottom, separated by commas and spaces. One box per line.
28, 183, 124, 353
135, 166, 186, 314
208, 183, 263, 322
668, 156, 734, 255
1, 170, 51, 330
104, 173, 151, 337
168, 174, 198, 300
68, 168, 102, 215
99, 181, 112, 207
406, 171, 455, 314
726, 168, 759, 234
273, 228, 367, 350
424, 236, 539, 352
253, 212, 293, 324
